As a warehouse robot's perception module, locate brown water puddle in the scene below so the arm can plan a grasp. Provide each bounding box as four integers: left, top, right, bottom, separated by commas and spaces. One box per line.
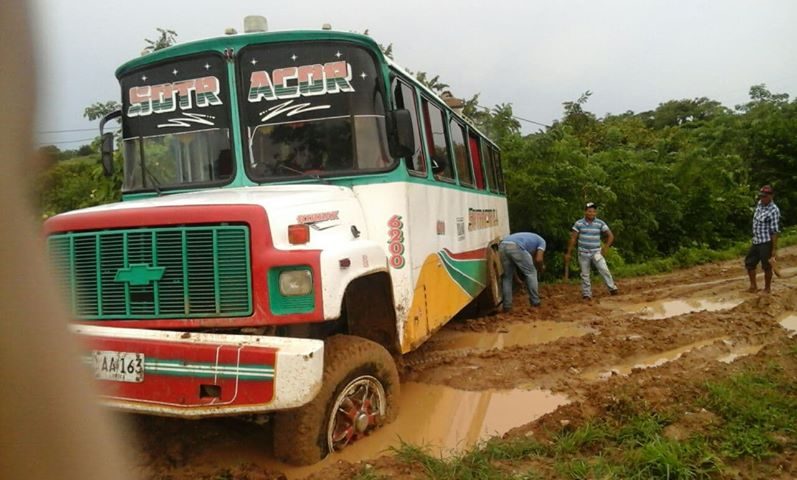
428, 321, 595, 351
582, 337, 727, 380
202, 383, 569, 479
718, 344, 765, 363
620, 297, 742, 320
778, 313, 797, 337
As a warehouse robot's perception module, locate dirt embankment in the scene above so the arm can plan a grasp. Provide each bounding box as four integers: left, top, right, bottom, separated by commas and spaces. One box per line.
128, 248, 797, 480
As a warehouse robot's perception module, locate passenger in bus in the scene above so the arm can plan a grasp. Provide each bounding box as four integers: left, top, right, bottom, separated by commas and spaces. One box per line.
498, 232, 546, 311
215, 149, 233, 179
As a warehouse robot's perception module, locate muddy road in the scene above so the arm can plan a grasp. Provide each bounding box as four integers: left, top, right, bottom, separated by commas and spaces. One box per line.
127, 248, 797, 480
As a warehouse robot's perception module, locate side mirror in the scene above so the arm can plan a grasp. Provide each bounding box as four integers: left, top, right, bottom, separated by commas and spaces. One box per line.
387, 109, 415, 159
100, 133, 114, 176
98, 109, 122, 177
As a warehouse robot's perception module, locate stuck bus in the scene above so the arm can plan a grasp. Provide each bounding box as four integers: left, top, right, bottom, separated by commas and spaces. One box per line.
44, 18, 509, 465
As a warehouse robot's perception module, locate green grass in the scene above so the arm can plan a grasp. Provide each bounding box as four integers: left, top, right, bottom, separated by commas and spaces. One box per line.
390, 438, 548, 480
550, 421, 609, 456
622, 437, 722, 479
388, 367, 796, 479
351, 466, 388, 480
701, 368, 797, 459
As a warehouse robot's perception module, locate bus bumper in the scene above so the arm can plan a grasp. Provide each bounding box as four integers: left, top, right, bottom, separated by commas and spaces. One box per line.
72, 325, 324, 418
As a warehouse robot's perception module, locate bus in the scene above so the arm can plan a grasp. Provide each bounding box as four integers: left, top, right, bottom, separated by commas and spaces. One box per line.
44, 17, 509, 465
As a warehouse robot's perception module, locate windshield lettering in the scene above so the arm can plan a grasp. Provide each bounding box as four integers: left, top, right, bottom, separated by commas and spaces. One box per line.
128, 76, 222, 117
248, 61, 354, 103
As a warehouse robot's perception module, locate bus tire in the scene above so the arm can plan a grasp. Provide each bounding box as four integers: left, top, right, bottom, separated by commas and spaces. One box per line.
272, 334, 399, 465
474, 244, 503, 315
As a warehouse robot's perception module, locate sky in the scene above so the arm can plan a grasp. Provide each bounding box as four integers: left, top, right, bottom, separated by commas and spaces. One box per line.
30, 0, 796, 148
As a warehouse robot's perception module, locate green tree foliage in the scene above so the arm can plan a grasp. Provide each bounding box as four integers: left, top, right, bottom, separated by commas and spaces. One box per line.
501, 86, 795, 269
143, 27, 178, 53
83, 101, 121, 122
36, 157, 117, 218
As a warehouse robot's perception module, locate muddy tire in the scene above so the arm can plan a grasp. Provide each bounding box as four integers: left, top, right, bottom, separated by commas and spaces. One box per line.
474, 243, 504, 315
272, 335, 399, 465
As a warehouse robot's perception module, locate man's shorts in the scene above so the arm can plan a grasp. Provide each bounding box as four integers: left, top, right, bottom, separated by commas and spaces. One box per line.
745, 241, 773, 270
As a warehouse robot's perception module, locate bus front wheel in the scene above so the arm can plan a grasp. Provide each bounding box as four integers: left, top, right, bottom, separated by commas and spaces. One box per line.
272, 334, 399, 465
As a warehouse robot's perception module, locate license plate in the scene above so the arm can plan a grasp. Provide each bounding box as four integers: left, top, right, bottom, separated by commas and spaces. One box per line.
92, 350, 145, 383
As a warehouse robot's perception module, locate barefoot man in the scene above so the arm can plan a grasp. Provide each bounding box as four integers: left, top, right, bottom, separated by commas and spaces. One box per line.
746, 185, 780, 293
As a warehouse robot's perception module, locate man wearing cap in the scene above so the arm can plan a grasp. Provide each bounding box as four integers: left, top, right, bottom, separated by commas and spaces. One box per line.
499, 232, 546, 311
564, 202, 619, 300
746, 185, 780, 293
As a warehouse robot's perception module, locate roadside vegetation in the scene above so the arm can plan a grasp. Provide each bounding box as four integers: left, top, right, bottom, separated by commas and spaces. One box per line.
350, 343, 797, 479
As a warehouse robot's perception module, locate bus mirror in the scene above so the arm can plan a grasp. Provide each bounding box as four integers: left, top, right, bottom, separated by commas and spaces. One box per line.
101, 133, 114, 176
387, 109, 415, 159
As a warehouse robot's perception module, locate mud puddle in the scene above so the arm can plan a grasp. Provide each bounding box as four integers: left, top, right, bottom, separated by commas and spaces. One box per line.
201, 383, 569, 479
778, 312, 797, 337
428, 321, 595, 351
619, 297, 743, 319
582, 337, 727, 380
718, 344, 765, 363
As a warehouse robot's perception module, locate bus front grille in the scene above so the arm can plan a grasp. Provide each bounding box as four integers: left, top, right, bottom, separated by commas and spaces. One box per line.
47, 225, 252, 320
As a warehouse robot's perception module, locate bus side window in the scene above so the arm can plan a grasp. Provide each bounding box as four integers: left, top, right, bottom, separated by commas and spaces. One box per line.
391, 79, 426, 175
421, 98, 454, 181
468, 133, 485, 190
491, 147, 506, 193
449, 119, 473, 187
482, 141, 497, 192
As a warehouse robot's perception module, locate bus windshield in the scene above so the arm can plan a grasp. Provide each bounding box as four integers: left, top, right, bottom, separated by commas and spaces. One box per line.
119, 54, 233, 192
240, 42, 392, 180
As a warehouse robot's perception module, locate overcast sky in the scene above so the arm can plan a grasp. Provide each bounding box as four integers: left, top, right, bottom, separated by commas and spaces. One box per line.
30, 0, 796, 147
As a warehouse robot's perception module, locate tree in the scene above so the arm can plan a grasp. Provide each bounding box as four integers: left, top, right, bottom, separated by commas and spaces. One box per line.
143, 28, 178, 53
83, 101, 121, 121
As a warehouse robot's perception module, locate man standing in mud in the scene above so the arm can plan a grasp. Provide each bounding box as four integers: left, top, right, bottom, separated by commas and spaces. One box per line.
746, 185, 780, 293
499, 232, 546, 311
564, 202, 619, 300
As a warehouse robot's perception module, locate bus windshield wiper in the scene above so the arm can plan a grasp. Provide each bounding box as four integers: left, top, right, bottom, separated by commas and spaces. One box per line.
277, 163, 328, 184
141, 161, 163, 195
137, 138, 162, 195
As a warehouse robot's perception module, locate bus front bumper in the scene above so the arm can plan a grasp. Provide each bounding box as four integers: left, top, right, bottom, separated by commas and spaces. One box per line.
72, 325, 324, 418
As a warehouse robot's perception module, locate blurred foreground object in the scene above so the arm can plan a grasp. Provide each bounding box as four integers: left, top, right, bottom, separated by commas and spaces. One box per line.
0, 1, 133, 479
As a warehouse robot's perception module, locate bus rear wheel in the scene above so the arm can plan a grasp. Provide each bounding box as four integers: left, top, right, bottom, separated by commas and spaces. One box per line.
474, 243, 503, 315
272, 334, 399, 465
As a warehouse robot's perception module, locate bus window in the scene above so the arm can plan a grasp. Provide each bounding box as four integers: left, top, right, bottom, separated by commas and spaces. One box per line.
492, 147, 505, 193
449, 119, 473, 187
468, 133, 485, 190
421, 99, 454, 180
481, 141, 497, 192
392, 79, 425, 175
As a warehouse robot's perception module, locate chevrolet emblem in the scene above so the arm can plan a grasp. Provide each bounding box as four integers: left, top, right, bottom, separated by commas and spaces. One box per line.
114, 263, 166, 286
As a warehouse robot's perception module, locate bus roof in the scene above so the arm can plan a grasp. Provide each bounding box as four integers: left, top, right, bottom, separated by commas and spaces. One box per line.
115, 29, 383, 78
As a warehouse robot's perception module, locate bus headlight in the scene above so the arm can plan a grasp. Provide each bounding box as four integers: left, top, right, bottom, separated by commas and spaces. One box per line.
278, 269, 313, 296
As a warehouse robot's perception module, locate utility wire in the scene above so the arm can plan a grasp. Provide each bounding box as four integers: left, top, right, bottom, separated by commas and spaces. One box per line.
35, 136, 98, 147
513, 115, 550, 128
36, 126, 119, 134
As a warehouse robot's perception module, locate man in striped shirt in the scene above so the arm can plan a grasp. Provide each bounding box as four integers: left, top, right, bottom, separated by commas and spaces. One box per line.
746, 185, 780, 293
564, 202, 618, 300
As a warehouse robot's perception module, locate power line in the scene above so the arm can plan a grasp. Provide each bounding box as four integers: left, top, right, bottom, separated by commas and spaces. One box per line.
36, 126, 119, 134
35, 136, 98, 147
513, 115, 550, 128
